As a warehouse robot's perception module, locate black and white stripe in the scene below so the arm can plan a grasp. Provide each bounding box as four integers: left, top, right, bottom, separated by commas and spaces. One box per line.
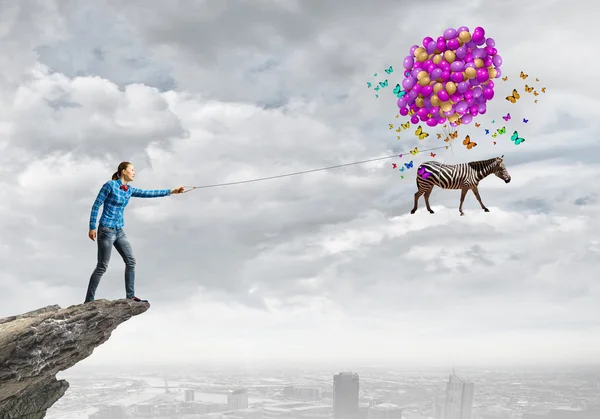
410, 155, 511, 216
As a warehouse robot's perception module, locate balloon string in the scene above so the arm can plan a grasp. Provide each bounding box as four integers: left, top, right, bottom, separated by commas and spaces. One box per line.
181, 145, 448, 193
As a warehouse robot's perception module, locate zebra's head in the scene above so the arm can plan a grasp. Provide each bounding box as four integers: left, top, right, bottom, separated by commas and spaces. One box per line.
494, 155, 511, 183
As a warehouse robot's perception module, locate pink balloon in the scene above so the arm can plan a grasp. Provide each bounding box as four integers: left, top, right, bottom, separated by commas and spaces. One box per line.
447, 38, 460, 50
464, 90, 473, 100
413, 84, 423, 94
419, 114, 428, 122
411, 115, 419, 124
400, 107, 409, 116
476, 68, 489, 82
438, 90, 449, 102
422, 85, 433, 97
426, 118, 437, 127
482, 88, 494, 100
417, 108, 428, 118
450, 93, 463, 103
437, 40, 447, 52
487, 80, 495, 89
423, 37, 434, 47
440, 71, 450, 81
451, 72, 464, 83
469, 105, 479, 114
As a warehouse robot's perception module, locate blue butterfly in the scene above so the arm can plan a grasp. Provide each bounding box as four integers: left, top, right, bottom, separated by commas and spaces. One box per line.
393, 83, 406, 98
385, 66, 393, 74
405, 161, 413, 169
485, 129, 490, 135
379, 80, 388, 88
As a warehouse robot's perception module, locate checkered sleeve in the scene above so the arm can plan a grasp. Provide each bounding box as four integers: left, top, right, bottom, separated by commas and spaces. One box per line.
89, 182, 111, 230
130, 187, 171, 198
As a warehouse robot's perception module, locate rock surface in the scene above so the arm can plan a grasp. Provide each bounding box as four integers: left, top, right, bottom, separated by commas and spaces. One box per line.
0, 299, 149, 419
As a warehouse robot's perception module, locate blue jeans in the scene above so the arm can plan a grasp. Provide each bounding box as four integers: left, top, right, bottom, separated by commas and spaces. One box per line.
85, 226, 136, 302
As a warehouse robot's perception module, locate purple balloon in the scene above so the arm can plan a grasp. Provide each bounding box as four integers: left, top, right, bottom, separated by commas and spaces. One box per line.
440, 71, 450, 82
426, 117, 437, 127
402, 77, 417, 90
451, 72, 464, 83
447, 39, 460, 50
483, 56, 493, 67
464, 62, 475, 69
410, 115, 419, 124
438, 90, 449, 102
424, 98, 433, 109
469, 78, 480, 86
408, 89, 418, 100
422, 85, 433, 97
423, 36, 434, 47
450, 61, 465, 72
457, 81, 469, 93
456, 46, 467, 59
431, 68, 443, 80
479, 108, 487, 115
472, 48, 483, 59
472, 86, 483, 98
411, 68, 420, 77
464, 90, 473, 99
399, 107, 409, 116
487, 80, 495, 89
482, 88, 494, 100
409, 45, 419, 55
403, 55, 415, 70
457, 26, 469, 32
455, 101, 468, 113
444, 109, 454, 117
450, 93, 462, 103
397, 97, 406, 108
486, 38, 495, 47
492, 55, 503, 67
466, 40, 476, 49
427, 42, 437, 54
461, 114, 473, 124
444, 28, 457, 40
469, 104, 479, 115
477, 102, 486, 113
494, 67, 502, 78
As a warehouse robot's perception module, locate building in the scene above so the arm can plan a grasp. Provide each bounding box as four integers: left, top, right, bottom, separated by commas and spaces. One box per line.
368, 402, 402, 419
333, 372, 359, 419
184, 388, 195, 401
228, 388, 249, 411
443, 370, 474, 419
282, 385, 322, 400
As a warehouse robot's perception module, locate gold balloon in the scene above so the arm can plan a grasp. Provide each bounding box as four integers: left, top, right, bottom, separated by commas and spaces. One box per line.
415, 97, 425, 108
417, 51, 429, 62
439, 108, 446, 117
488, 67, 497, 79
458, 30, 471, 43
465, 67, 477, 79
432, 54, 442, 64
417, 70, 428, 80
448, 113, 459, 123
431, 95, 441, 107
445, 82, 457, 95
433, 82, 444, 93
474, 58, 484, 68
414, 47, 425, 57
418, 76, 430, 86
441, 102, 452, 112
444, 50, 456, 64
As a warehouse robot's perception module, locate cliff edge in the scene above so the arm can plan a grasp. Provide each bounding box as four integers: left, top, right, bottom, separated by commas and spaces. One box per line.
0, 299, 150, 419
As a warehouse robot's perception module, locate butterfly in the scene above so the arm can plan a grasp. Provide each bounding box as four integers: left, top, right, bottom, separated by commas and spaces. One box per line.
491, 120, 495, 123
534, 100, 538, 103
401, 122, 411, 130
395, 115, 399, 118
510, 130, 525, 145
374, 86, 380, 91
408, 109, 415, 116
393, 84, 405, 98
493, 141, 496, 145
410, 147, 419, 155
475, 123, 481, 127
524, 85, 534, 93
374, 73, 378, 76
389, 124, 394, 130
536, 78, 539, 82
523, 118, 528, 123
400, 175, 404, 179
492, 133, 497, 138
541, 87, 546, 93
396, 127, 402, 133
398, 154, 403, 158
385, 66, 393, 74
502, 113, 511, 121
533, 91, 539, 96
520, 71, 528, 79
463, 135, 477, 149
405, 161, 414, 169
506, 89, 520, 103
400, 167, 405, 172
397, 136, 400, 140
437, 133, 442, 139
379, 80, 388, 88
392, 163, 397, 169
418, 166, 432, 179
449, 131, 458, 140
445, 146, 449, 150
375, 94, 379, 98
367, 82, 372, 88
430, 152, 436, 157
485, 129, 490, 135
415, 125, 429, 140
497, 127, 506, 135
502, 76, 508, 81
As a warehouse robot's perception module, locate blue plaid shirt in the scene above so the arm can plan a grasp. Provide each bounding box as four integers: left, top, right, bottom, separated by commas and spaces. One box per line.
89, 179, 171, 230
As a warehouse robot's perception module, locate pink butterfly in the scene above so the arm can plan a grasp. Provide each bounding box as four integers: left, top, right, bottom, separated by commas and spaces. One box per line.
418, 166, 431, 179
502, 113, 511, 121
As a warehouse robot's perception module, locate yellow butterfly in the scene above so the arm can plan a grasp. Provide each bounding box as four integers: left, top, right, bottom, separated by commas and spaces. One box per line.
533, 91, 539, 96
502, 76, 508, 82
401, 122, 410, 130
389, 124, 394, 129
410, 147, 419, 155
449, 131, 458, 139
506, 89, 520, 103
492, 133, 497, 138
397, 136, 401, 140
520, 71, 528, 79
535, 78, 539, 82
415, 125, 429, 140
524, 85, 533, 93
437, 133, 442, 139
408, 109, 415, 116
475, 123, 480, 128
444, 136, 450, 143
395, 115, 399, 118
396, 127, 401, 133
463, 135, 477, 149
541, 87, 546, 93
534, 100, 538, 103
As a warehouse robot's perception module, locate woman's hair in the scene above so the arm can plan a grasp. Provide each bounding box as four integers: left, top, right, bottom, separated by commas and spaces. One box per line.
112, 161, 132, 180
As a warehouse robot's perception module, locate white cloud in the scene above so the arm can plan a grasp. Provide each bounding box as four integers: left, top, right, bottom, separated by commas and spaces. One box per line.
1, 0, 600, 369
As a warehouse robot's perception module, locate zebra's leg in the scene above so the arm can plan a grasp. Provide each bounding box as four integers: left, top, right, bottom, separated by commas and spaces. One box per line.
458, 187, 469, 216
424, 188, 435, 214
410, 190, 423, 214
472, 186, 490, 212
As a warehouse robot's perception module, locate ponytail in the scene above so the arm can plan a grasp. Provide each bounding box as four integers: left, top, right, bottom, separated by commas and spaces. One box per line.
111, 172, 119, 180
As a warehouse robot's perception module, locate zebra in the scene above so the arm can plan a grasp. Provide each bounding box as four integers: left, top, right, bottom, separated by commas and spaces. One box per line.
410, 155, 511, 216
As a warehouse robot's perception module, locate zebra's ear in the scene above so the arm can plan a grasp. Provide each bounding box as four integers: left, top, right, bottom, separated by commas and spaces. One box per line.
499, 155, 504, 160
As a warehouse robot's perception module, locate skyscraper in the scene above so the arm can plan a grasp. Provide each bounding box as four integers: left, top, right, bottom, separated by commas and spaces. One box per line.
443, 370, 474, 419
228, 388, 249, 411
334, 372, 359, 419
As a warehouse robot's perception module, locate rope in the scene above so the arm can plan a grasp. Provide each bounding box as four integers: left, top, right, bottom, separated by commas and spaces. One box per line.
181, 145, 448, 193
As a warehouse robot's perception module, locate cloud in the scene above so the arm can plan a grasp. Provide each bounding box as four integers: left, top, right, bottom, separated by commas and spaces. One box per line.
1, 0, 600, 367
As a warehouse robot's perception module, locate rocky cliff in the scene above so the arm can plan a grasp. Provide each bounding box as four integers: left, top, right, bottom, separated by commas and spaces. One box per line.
0, 299, 150, 419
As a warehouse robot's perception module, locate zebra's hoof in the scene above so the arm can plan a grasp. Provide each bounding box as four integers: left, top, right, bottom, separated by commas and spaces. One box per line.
428, 210, 435, 214
410, 209, 416, 214
460, 213, 465, 216
483, 208, 490, 212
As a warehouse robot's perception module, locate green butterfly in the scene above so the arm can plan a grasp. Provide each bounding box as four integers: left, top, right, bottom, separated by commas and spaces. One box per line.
393, 83, 406, 98
511, 130, 525, 145
497, 126, 506, 135
385, 66, 394, 74
367, 82, 372, 88
379, 80, 388, 88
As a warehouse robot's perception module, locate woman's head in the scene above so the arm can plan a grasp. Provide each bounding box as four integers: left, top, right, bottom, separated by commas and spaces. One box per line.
111, 162, 135, 182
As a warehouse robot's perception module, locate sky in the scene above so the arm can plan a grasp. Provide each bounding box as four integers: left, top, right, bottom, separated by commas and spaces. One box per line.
1, 0, 599, 369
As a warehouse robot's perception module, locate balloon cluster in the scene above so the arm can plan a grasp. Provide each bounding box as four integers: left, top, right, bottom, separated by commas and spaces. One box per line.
397, 26, 503, 128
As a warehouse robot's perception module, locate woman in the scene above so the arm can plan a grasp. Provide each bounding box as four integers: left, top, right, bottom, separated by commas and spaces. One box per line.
85, 161, 185, 304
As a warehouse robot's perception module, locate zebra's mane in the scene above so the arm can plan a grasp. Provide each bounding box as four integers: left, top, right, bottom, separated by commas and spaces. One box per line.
467, 157, 500, 173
